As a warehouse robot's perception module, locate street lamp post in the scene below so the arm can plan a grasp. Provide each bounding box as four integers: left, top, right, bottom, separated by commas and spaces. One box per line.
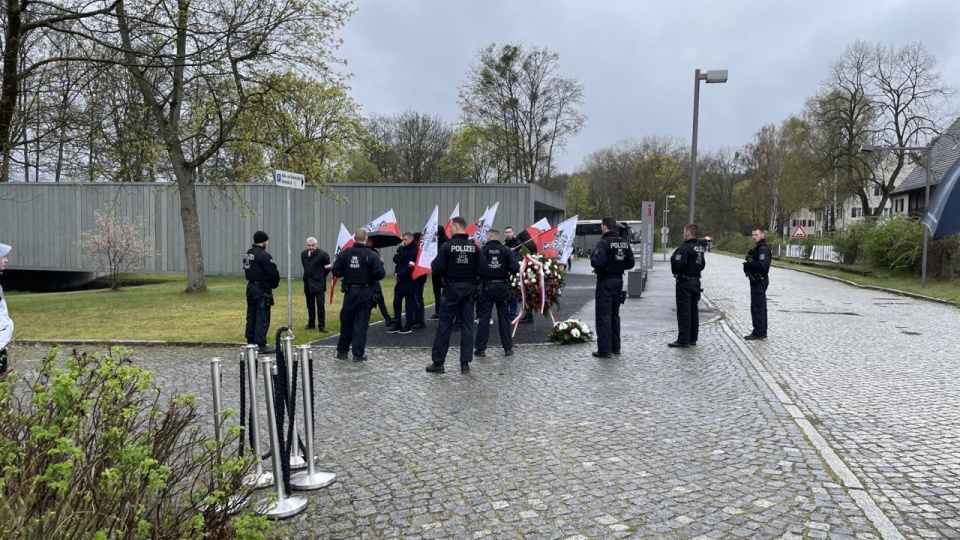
859, 143, 934, 288
663, 194, 676, 261
689, 68, 728, 224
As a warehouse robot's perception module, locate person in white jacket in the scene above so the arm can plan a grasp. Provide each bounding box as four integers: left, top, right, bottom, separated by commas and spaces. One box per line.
0, 242, 12, 377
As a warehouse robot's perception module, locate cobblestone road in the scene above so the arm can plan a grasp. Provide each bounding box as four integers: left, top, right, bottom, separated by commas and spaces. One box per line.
702, 253, 960, 539
10, 256, 950, 538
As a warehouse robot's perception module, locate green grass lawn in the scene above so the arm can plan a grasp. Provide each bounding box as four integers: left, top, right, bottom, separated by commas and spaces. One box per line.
772, 259, 960, 304
6, 274, 407, 345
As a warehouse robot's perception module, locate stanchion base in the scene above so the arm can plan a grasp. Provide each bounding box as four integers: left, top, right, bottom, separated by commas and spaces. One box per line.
243, 471, 274, 490
212, 494, 249, 515
291, 470, 336, 491
257, 495, 308, 519
288, 454, 320, 471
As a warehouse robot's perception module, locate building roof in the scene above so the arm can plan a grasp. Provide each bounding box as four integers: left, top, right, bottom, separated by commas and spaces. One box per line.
891, 117, 960, 195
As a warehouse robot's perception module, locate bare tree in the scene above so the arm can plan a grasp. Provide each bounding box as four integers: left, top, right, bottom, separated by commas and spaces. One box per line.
81, 210, 155, 290
362, 111, 453, 183
459, 43, 585, 185
696, 148, 744, 235
0, 0, 119, 182
813, 40, 952, 218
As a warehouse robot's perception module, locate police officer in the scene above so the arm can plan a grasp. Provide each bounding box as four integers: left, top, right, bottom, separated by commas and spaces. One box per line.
743, 228, 772, 340
590, 217, 635, 358
668, 224, 706, 348
365, 237, 396, 329
427, 216, 488, 374
332, 229, 386, 361
301, 236, 331, 332
244, 231, 280, 354
474, 229, 520, 358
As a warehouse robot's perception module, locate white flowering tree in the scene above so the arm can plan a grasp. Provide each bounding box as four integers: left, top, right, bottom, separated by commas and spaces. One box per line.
81, 211, 155, 291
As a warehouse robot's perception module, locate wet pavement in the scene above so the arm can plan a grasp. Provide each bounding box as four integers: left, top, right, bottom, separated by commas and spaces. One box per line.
7, 254, 957, 538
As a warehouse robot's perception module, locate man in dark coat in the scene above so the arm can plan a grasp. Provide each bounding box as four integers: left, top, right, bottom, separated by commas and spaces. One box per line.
668, 224, 707, 348
301, 236, 331, 332
390, 232, 418, 334
429, 225, 449, 319
589, 218, 635, 358
743, 228, 772, 340
244, 230, 281, 354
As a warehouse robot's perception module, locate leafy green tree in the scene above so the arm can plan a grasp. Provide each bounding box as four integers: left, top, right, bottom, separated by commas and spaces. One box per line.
565, 175, 597, 219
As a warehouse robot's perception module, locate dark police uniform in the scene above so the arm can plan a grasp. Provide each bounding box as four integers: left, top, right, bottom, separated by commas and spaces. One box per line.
670, 238, 707, 346
244, 243, 281, 350
332, 243, 386, 360
429, 233, 488, 372
392, 240, 418, 332
368, 246, 394, 326
301, 246, 331, 330
743, 238, 772, 338
590, 230, 635, 357
474, 239, 520, 355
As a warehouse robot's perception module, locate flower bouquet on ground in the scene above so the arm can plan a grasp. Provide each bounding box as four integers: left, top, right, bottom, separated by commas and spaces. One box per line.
550, 319, 593, 345
510, 253, 566, 328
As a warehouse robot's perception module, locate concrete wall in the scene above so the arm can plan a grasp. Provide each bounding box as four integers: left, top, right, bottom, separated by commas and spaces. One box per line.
0, 182, 565, 276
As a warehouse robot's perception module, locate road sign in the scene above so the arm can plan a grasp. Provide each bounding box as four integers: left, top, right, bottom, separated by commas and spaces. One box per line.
660, 227, 669, 236
641, 201, 655, 270
791, 225, 808, 239
275, 169, 305, 190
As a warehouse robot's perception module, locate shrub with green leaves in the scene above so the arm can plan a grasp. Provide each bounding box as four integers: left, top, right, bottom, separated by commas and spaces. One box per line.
0, 347, 273, 540
864, 216, 922, 273
833, 220, 877, 264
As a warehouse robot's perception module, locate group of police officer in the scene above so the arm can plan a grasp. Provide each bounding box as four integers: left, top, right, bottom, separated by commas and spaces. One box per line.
243, 218, 772, 368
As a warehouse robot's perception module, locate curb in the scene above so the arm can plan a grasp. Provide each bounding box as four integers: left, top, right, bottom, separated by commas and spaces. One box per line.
775, 264, 956, 306
16, 339, 246, 348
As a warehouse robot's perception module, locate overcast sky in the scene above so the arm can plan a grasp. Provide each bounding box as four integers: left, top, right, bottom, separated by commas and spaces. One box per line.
337, 0, 960, 173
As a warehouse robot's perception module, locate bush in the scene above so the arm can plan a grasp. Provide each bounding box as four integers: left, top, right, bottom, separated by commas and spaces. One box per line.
864, 216, 922, 273
714, 233, 755, 255
833, 220, 876, 264
0, 347, 272, 540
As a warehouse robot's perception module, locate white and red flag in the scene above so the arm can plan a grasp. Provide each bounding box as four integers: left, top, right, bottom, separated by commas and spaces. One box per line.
466, 201, 499, 246
329, 223, 355, 304
538, 215, 578, 260
525, 218, 551, 252
412, 205, 439, 279
443, 203, 460, 239
363, 209, 401, 237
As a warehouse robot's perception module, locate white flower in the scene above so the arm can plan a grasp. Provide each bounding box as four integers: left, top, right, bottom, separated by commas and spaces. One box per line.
581, 324, 591, 334
558, 323, 568, 331
571, 328, 580, 338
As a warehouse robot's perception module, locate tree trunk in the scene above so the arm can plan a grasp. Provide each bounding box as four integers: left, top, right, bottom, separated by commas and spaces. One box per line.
0, 0, 23, 182
170, 158, 207, 292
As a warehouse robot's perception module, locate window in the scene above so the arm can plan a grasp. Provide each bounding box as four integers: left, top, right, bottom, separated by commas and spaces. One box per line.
851, 207, 863, 218
873, 186, 881, 196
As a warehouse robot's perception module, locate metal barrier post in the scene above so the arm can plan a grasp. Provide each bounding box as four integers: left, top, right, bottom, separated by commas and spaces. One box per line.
210, 357, 249, 513
256, 356, 308, 519
291, 345, 336, 490
282, 331, 307, 470
242, 345, 273, 489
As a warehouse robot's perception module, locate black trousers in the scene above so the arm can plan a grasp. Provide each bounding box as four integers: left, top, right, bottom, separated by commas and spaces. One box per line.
595, 278, 623, 355
305, 291, 325, 328
372, 282, 391, 321
414, 277, 426, 324
431, 274, 444, 315
750, 278, 769, 337
475, 282, 512, 351
245, 283, 272, 347
337, 287, 374, 357
431, 282, 476, 365
393, 288, 416, 330
675, 278, 701, 345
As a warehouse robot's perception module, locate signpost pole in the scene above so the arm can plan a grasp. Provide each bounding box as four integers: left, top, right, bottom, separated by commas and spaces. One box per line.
275, 169, 306, 330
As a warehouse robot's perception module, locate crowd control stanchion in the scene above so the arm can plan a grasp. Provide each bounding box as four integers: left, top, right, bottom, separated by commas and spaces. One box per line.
281, 330, 307, 471
242, 345, 273, 489
256, 356, 308, 519
210, 357, 249, 513
291, 345, 336, 490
